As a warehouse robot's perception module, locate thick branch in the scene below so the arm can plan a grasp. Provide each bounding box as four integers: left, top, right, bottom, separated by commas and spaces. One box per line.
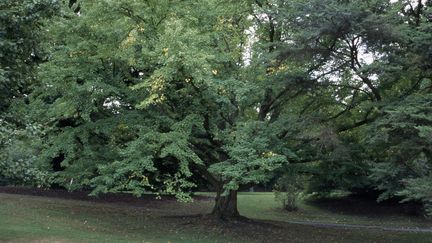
336, 108, 376, 133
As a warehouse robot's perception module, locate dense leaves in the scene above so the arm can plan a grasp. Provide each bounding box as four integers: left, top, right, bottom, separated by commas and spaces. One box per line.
1, 0, 431, 218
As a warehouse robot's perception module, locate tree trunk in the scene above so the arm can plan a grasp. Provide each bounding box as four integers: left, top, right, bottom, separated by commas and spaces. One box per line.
211, 189, 240, 219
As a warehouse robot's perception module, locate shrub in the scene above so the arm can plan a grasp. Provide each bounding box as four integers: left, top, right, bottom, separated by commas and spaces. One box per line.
0, 122, 48, 187
274, 173, 306, 211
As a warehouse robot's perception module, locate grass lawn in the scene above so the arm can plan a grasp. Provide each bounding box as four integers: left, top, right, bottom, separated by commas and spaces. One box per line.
0, 191, 431, 242
235, 192, 432, 228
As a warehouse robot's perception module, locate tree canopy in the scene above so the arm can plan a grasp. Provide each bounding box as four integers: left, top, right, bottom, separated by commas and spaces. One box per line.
1, 0, 431, 219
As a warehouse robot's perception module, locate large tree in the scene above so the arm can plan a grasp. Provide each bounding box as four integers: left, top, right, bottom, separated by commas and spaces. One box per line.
268, 0, 432, 214
5, 0, 431, 219
31, 0, 296, 219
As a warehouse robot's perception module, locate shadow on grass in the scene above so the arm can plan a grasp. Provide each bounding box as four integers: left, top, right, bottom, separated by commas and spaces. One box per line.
0, 186, 213, 205
305, 194, 425, 218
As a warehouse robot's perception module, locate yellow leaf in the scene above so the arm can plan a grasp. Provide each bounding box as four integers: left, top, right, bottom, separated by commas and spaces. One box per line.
163, 48, 169, 56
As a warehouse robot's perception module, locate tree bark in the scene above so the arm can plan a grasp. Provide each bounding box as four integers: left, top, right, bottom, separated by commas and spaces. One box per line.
211, 189, 240, 220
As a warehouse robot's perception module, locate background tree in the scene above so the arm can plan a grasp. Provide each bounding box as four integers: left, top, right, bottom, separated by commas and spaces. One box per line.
0, 0, 58, 186
0, 0, 58, 114
267, 0, 432, 215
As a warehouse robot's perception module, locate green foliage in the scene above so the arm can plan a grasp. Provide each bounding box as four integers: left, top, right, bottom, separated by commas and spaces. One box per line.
90, 115, 204, 201
0, 121, 48, 186
398, 175, 432, 217
0, 0, 58, 112
210, 121, 288, 191
368, 94, 432, 211
28, 0, 287, 204
248, 0, 432, 216
0, 0, 58, 186
2, 0, 432, 218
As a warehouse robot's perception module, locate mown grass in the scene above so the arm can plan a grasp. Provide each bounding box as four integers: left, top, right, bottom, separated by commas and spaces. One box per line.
0, 193, 223, 243
0, 192, 431, 242
236, 192, 432, 228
